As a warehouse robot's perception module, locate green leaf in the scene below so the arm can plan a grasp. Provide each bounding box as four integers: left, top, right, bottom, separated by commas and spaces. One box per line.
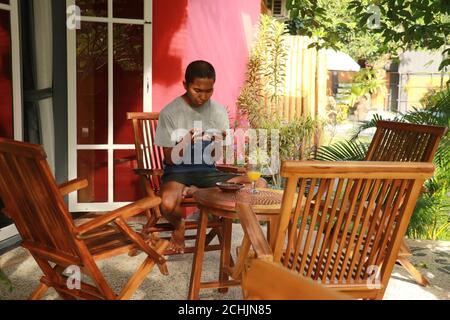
438, 58, 450, 71
314, 141, 368, 162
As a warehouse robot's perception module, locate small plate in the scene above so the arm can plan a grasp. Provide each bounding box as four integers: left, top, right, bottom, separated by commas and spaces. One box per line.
216, 182, 245, 193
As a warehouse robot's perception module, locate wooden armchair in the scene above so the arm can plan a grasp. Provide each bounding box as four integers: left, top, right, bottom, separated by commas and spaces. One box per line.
243, 259, 350, 300
365, 120, 448, 286
237, 161, 434, 299
127, 112, 241, 255
0, 138, 169, 300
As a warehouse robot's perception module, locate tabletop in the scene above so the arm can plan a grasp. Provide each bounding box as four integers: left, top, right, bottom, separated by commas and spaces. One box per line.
193, 187, 296, 215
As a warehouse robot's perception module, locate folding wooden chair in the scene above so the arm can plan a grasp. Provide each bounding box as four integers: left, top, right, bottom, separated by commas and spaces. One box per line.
365, 120, 448, 286
237, 161, 434, 299
127, 112, 242, 255
0, 138, 169, 300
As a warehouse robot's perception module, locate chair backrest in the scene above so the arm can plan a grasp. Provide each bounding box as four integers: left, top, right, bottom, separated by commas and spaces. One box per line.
0, 138, 81, 262
273, 161, 434, 299
243, 259, 350, 300
365, 120, 447, 162
127, 112, 164, 193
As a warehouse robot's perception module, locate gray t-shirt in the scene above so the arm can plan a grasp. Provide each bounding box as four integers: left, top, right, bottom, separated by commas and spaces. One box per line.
155, 97, 229, 147
155, 97, 230, 173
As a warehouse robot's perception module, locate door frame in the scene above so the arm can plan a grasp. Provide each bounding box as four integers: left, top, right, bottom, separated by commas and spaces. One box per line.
66, 0, 152, 211
0, 0, 22, 140
0, 0, 22, 243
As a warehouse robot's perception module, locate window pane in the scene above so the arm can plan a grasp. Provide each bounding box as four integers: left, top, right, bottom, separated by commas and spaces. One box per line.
77, 150, 108, 203
77, 22, 108, 144
0, 0, 10, 5
0, 9, 13, 139
113, 150, 140, 202
113, 0, 143, 19
113, 24, 143, 144
76, 0, 107, 17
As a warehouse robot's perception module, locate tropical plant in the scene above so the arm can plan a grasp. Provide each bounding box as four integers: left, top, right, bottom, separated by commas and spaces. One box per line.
237, 14, 288, 128
286, 0, 450, 71
314, 88, 450, 240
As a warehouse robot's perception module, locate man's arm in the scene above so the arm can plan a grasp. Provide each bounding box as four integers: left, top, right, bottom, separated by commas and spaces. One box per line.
163, 147, 175, 165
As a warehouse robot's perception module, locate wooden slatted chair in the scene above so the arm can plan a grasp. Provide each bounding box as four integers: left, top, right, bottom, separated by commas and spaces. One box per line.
242, 259, 350, 300
127, 112, 241, 255
0, 138, 170, 300
236, 161, 434, 299
365, 120, 448, 286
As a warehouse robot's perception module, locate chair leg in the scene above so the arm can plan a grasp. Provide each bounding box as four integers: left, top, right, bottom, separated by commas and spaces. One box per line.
397, 256, 429, 287
29, 282, 49, 300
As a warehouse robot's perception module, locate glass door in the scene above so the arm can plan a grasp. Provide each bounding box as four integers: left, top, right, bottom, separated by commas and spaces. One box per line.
67, 0, 152, 211
0, 0, 21, 243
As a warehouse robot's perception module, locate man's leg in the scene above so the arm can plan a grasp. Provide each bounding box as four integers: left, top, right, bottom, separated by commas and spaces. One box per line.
160, 181, 186, 253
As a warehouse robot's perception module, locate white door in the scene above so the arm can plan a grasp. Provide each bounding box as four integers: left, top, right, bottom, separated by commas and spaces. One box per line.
0, 0, 21, 242
67, 0, 152, 211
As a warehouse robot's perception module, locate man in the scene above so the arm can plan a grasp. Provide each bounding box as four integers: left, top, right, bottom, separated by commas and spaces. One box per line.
155, 60, 263, 253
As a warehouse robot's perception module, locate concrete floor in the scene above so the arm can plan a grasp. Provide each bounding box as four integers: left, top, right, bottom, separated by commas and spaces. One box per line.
0, 223, 449, 300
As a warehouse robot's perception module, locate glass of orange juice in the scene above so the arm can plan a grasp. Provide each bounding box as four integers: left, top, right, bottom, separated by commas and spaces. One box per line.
246, 163, 261, 194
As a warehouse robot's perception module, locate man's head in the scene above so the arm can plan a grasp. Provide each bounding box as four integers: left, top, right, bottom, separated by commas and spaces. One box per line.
183, 60, 216, 108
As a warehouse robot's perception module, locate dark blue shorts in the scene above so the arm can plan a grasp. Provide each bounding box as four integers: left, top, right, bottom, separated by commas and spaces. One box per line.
162, 170, 240, 188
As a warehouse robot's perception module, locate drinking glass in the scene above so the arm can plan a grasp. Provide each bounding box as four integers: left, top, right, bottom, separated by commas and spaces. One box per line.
246, 163, 261, 194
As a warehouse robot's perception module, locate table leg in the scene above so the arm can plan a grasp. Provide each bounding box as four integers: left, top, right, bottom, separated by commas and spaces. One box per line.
188, 207, 209, 300
218, 218, 232, 293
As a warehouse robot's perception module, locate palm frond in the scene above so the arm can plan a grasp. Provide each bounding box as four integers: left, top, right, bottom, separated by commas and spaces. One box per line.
314, 140, 369, 161
350, 114, 403, 140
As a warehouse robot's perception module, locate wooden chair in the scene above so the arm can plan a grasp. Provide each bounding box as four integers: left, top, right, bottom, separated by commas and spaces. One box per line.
242, 259, 350, 300
365, 120, 448, 286
127, 112, 241, 255
0, 138, 170, 300
237, 161, 434, 299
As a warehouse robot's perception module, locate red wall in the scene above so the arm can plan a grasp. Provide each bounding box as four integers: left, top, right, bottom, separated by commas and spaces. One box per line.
0, 10, 13, 139
152, 0, 260, 121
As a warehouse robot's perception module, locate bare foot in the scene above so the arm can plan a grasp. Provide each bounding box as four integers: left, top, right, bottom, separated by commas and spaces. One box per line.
182, 185, 199, 198
168, 221, 185, 253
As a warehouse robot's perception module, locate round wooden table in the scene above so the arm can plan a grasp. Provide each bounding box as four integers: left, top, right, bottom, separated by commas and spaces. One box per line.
188, 187, 289, 300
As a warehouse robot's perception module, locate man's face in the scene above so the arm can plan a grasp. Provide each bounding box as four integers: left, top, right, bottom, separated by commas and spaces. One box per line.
183, 77, 215, 107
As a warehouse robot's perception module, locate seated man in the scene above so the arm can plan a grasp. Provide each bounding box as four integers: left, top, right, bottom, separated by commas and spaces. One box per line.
154, 60, 265, 253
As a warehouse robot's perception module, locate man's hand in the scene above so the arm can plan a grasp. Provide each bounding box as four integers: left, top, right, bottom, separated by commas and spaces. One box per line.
190, 128, 204, 144
203, 129, 227, 142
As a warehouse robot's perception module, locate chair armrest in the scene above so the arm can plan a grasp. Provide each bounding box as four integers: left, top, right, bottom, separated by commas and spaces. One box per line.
243, 259, 350, 300
216, 164, 246, 174
75, 196, 161, 236
59, 178, 88, 196
236, 201, 272, 259
133, 168, 164, 176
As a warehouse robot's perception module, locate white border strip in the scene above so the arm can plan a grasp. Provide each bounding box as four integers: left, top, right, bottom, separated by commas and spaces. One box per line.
67, 0, 78, 209
10, 0, 22, 140
81, 16, 144, 25
0, 3, 10, 10
107, 0, 114, 204
143, 0, 152, 112
77, 144, 135, 150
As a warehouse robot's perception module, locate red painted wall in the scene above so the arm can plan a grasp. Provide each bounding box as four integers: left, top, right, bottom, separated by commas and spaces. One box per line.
152, 0, 260, 121
0, 10, 13, 139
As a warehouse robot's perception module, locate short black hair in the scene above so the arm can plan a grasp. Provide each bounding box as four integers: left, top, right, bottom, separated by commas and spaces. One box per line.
185, 60, 216, 85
